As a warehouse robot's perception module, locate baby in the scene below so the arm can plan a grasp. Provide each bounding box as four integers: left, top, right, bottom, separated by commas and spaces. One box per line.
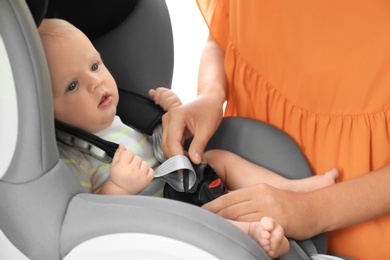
39, 18, 338, 258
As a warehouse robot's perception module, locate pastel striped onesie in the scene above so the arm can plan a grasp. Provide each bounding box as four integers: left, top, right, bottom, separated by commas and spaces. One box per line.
58, 116, 164, 196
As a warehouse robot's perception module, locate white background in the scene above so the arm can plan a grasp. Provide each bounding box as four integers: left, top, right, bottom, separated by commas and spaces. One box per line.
166, 0, 208, 103
0, 1, 208, 259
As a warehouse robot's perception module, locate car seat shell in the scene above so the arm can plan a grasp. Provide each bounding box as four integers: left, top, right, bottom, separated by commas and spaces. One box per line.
0, 0, 269, 259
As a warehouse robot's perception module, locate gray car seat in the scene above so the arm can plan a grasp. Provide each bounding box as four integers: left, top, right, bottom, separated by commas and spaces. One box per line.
0, 0, 269, 259
0, 0, 344, 259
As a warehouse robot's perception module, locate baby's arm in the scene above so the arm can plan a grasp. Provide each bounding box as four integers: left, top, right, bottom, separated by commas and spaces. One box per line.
149, 87, 182, 111
98, 144, 154, 195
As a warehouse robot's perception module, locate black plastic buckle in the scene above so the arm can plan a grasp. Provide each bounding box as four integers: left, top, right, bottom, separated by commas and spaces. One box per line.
163, 163, 228, 206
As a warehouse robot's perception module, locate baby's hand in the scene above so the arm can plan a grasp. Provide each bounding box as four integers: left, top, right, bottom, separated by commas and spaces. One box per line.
149, 87, 182, 111
110, 144, 154, 194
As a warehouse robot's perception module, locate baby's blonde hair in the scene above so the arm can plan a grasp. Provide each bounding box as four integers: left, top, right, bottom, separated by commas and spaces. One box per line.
38, 18, 79, 39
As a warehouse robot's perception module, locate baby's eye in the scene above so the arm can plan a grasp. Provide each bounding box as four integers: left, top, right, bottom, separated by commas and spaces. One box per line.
67, 80, 78, 92
91, 63, 99, 71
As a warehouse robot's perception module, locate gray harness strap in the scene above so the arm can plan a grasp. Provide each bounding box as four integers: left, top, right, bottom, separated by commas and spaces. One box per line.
56, 124, 198, 191
153, 155, 197, 192
152, 125, 197, 191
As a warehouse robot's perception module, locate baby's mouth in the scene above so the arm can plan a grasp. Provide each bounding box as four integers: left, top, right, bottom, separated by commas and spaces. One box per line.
98, 92, 112, 108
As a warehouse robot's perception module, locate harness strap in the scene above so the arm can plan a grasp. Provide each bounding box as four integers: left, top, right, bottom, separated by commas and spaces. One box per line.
56, 120, 118, 162
154, 155, 197, 192
151, 124, 167, 163
55, 120, 198, 191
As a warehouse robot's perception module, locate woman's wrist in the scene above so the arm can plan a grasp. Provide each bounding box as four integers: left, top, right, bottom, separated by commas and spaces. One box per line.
198, 83, 226, 109
280, 190, 326, 240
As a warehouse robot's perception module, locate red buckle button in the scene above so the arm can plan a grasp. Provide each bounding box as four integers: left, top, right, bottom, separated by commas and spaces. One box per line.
208, 178, 221, 189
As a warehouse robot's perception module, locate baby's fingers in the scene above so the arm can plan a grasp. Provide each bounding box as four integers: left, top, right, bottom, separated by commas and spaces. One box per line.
118, 149, 136, 165
137, 160, 154, 186
149, 87, 181, 111
112, 144, 126, 165
140, 160, 155, 180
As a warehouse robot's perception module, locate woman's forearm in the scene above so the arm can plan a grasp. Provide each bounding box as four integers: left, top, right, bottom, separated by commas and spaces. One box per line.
197, 34, 227, 107
302, 164, 390, 237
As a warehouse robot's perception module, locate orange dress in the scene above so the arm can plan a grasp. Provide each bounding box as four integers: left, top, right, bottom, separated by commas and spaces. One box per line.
197, 0, 390, 259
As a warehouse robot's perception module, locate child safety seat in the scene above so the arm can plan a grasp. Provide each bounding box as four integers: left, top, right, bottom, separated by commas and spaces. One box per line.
0, 0, 350, 259
0, 0, 270, 259
43, 0, 350, 259
47, 0, 228, 206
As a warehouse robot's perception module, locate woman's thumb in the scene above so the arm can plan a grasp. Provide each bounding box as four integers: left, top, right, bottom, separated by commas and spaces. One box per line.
188, 135, 207, 164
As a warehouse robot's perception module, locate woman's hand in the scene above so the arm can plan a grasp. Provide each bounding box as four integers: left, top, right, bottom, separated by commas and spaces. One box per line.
202, 183, 320, 240
158, 35, 227, 164
160, 95, 223, 164
149, 87, 223, 164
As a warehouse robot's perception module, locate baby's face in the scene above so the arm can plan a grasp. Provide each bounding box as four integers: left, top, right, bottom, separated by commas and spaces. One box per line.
42, 26, 119, 133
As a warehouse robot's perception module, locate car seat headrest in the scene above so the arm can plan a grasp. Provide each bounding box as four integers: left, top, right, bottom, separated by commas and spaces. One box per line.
44, 0, 138, 40
26, 0, 48, 26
